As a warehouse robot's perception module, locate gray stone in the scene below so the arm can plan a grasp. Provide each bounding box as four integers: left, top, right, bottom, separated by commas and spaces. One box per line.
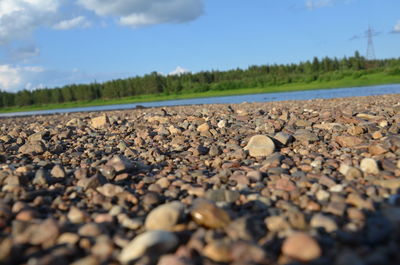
119, 231, 178, 264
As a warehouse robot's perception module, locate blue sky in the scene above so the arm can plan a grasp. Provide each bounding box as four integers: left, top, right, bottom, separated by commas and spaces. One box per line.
0, 0, 399, 92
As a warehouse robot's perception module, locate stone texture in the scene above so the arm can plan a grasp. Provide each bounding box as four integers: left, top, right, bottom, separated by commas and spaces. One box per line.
244, 135, 275, 157
119, 231, 178, 264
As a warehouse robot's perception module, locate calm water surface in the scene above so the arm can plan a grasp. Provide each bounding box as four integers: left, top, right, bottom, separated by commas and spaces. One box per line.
1, 84, 399, 117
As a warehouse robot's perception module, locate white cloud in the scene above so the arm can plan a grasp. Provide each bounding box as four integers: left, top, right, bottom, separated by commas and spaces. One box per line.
393, 21, 400, 33
53, 16, 91, 30
169, 66, 189, 76
0, 0, 61, 44
306, 0, 333, 10
0, 64, 44, 91
77, 0, 204, 27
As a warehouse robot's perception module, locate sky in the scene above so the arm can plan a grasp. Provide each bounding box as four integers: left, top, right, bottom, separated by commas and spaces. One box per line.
0, 0, 399, 92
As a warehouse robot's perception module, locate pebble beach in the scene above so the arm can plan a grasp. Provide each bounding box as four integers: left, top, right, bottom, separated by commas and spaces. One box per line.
1, 94, 400, 265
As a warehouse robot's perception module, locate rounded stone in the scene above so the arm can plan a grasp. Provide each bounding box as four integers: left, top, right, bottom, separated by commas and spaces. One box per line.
145, 201, 185, 231
282, 232, 321, 262
244, 135, 275, 157
190, 199, 231, 229
119, 230, 178, 264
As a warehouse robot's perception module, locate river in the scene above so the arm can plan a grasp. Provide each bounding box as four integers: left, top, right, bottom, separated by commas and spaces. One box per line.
1, 83, 399, 117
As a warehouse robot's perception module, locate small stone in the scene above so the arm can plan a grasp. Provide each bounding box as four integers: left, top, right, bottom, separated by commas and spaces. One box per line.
244, 135, 275, 157
217, 120, 226, 128
58, 232, 80, 245
190, 199, 231, 229
68, 207, 87, 224
205, 189, 240, 203
274, 132, 293, 145
18, 141, 46, 154
157, 255, 193, 265
30, 218, 60, 245
51, 164, 66, 178
316, 190, 330, 201
339, 164, 363, 180
293, 129, 318, 142
360, 158, 380, 175
368, 144, 388, 155
106, 155, 134, 173
281, 232, 321, 262
310, 213, 338, 232
264, 216, 289, 232
347, 126, 364, 136
77, 173, 108, 191
97, 183, 124, 197
78, 223, 102, 237
119, 230, 178, 264
335, 136, 364, 147
91, 114, 109, 129
145, 201, 185, 231
197, 123, 210, 133
275, 178, 297, 191
203, 241, 232, 263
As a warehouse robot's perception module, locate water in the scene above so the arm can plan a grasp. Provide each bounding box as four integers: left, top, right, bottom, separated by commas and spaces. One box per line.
1, 83, 399, 117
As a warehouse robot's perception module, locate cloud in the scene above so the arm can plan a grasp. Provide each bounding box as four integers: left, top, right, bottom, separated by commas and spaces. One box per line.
77, 0, 204, 27
0, 0, 61, 44
169, 66, 189, 76
392, 21, 400, 34
305, 0, 333, 10
7, 45, 40, 63
53, 16, 91, 30
0, 64, 44, 91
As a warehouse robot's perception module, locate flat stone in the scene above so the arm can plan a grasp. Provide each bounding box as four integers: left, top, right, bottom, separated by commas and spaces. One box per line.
190, 199, 231, 229
145, 201, 185, 231
335, 136, 364, 147
119, 230, 178, 264
274, 132, 293, 145
293, 129, 318, 142
360, 158, 380, 175
281, 232, 321, 262
244, 135, 275, 157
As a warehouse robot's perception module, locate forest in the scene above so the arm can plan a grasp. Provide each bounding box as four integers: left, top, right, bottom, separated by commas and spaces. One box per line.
1, 51, 400, 108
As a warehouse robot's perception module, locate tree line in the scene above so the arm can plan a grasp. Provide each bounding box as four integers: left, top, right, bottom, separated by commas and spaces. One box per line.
1, 51, 400, 108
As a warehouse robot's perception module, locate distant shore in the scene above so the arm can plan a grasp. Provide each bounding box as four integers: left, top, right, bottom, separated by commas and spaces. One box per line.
1, 71, 400, 114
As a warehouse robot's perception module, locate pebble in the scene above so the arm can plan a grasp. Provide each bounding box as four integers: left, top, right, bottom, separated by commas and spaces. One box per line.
145, 201, 185, 231
190, 199, 231, 229
91, 114, 109, 129
244, 135, 275, 157
2, 95, 400, 264
360, 158, 380, 175
310, 213, 338, 232
18, 141, 46, 154
281, 232, 321, 262
119, 230, 178, 264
